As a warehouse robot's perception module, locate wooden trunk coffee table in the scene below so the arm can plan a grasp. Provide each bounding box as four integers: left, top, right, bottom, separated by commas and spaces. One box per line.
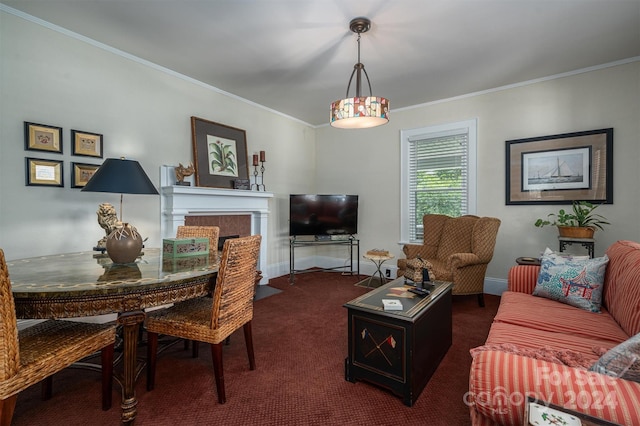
344, 278, 452, 406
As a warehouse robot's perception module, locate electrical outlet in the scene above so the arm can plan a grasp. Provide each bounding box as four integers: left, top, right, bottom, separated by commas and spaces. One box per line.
385, 268, 391, 278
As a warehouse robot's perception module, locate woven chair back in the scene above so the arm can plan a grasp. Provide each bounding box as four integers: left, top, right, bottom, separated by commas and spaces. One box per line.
176, 225, 220, 262
0, 249, 20, 381
211, 235, 262, 330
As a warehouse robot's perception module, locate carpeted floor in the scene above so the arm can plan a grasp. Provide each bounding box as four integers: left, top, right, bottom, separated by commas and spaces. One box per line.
254, 283, 282, 300
354, 275, 385, 288
12, 272, 499, 425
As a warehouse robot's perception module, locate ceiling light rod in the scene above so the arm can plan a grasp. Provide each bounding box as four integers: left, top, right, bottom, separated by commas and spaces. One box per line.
345, 17, 373, 98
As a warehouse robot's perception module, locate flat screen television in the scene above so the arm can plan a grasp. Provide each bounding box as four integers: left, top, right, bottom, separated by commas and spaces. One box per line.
289, 194, 358, 236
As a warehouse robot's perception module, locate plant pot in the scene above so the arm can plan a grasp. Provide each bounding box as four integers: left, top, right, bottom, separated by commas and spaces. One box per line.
557, 226, 595, 239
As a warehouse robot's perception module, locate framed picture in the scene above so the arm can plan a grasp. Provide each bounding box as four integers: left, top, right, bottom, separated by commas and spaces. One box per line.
71, 162, 100, 188
24, 122, 63, 153
71, 129, 103, 158
506, 128, 613, 205
25, 157, 63, 187
234, 179, 251, 190
524, 396, 619, 426
190, 116, 249, 188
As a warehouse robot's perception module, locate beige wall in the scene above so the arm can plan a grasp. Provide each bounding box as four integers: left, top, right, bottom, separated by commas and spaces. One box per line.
315, 61, 640, 289
0, 11, 316, 273
2, 10, 639, 288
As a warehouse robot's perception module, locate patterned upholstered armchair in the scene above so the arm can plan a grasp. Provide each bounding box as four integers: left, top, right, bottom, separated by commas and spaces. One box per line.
397, 214, 501, 306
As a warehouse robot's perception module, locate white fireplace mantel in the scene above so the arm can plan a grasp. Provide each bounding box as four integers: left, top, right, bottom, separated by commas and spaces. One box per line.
159, 166, 273, 284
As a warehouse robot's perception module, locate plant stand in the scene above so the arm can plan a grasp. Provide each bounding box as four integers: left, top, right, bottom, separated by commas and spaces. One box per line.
558, 236, 595, 258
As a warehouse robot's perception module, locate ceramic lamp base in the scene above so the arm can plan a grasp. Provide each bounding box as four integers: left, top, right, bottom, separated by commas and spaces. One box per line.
106, 223, 143, 264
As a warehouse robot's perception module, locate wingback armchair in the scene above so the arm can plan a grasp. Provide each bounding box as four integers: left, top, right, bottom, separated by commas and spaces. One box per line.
397, 214, 501, 306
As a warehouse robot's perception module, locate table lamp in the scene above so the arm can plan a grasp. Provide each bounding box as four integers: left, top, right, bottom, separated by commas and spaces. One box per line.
82, 157, 158, 264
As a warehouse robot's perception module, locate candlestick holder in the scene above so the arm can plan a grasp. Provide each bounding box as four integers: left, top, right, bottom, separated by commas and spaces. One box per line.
259, 160, 266, 191
251, 164, 260, 190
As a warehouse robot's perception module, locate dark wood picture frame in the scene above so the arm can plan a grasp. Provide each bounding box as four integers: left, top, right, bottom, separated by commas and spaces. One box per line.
24, 122, 63, 154
190, 116, 249, 188
25, 157, 63, 187
71, 162, 100, 188
506, 128, 613, 205
71, 129, 103, 158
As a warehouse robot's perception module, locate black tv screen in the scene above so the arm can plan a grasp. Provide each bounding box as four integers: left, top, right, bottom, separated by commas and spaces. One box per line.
289, 194, 358, 236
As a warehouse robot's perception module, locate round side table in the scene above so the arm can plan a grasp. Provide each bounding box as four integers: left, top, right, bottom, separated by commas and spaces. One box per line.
362, 252, 395, 288
515, 257, 541, 266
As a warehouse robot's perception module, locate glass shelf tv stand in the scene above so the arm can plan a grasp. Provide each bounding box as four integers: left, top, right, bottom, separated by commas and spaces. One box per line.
289, 236, 359, 284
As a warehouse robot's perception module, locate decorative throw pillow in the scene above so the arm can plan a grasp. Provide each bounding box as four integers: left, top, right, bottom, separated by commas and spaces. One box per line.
589, 333, 640, 383
532, 248, 608, 312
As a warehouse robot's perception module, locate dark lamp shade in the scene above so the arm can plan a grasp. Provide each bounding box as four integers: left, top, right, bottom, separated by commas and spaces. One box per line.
82, 158, 158, 195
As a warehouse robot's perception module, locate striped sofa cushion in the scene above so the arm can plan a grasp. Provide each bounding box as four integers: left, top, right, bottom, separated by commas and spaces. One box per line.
493, 291, 629, 349
486, 322, 624, 363
507, 264, 540, 293
603, 240, 640, 337
469, 350, 640, 426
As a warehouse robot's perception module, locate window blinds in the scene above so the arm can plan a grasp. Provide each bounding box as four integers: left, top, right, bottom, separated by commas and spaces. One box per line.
407, 131, 469, 241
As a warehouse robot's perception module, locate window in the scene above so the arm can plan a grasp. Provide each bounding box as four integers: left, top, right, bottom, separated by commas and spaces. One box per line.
400, 119, 477, 243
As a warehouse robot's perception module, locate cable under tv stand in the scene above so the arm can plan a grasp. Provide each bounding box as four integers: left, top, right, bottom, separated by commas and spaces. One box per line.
289, 235, 360, 284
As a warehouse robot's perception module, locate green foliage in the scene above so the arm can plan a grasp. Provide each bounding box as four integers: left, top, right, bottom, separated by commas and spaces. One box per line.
209, 141, 237, 174
534, 201, 610, 230
415, 169, 463, 219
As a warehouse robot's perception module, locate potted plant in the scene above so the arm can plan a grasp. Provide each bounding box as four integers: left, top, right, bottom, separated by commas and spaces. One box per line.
534, 201, 610, 238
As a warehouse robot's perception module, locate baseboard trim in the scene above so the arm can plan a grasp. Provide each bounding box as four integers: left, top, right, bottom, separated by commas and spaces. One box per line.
484, 277, 507, 295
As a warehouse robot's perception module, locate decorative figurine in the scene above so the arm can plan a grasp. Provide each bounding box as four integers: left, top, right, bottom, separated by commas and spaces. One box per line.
95, 202, 121, 252
175, 163, 195, 186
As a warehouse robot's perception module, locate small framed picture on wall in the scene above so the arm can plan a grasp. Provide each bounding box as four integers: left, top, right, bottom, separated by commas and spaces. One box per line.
25, 157, 64, 187
24, 122, 63, 153
71, 129, 103, 158
71, 162, 100, 188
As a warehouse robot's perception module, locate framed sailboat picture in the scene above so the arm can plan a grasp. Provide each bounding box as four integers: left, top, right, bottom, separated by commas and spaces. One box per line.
506, 128, 613, 205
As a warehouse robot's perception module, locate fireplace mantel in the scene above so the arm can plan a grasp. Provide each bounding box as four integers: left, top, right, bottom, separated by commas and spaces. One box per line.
160, 166, 273, 284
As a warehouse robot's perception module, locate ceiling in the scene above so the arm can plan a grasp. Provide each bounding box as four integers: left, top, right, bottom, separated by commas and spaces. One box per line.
2, 1, 639, 127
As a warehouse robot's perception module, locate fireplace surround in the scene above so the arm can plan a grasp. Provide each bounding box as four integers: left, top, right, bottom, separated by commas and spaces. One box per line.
160, 166, 273, 284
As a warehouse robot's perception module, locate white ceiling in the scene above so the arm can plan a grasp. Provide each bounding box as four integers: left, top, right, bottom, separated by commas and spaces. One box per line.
2, 0, 639, 126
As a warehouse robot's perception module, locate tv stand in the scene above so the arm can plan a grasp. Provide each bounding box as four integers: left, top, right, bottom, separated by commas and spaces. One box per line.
289, 236, 360, 284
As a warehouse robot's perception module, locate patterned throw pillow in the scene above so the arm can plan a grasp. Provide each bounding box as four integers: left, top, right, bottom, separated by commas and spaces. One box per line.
532, 248, 608, 312
589, 333, 640, 383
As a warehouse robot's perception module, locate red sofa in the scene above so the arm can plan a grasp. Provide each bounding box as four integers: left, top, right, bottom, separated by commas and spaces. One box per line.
468, 240, 640, 425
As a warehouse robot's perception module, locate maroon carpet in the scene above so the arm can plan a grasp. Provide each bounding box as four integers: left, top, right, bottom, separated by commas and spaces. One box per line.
12, 272, 499, 425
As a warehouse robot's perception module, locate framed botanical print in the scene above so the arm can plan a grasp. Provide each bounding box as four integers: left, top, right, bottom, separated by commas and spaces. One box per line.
190, 116, 249, 188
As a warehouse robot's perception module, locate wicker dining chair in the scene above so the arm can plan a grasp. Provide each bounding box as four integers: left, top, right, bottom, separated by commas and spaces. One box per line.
145, 234, 261, 404
175, 225, 220, 357
0, 249, 117, 425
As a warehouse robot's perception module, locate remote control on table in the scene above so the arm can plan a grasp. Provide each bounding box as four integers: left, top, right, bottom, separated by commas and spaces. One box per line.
408, 287, 431, 297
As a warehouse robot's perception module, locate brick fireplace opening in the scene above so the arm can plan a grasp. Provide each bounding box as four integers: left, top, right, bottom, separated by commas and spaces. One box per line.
184, 214, 251, 249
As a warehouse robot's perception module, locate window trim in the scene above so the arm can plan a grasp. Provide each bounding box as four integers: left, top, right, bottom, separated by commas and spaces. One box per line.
400, 119, 478, 244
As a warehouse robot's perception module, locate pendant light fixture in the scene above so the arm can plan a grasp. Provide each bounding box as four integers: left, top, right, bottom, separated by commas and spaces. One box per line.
330, 17, 389, 129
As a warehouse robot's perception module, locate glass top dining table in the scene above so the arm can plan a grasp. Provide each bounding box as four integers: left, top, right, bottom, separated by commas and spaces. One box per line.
8, 248, 218, 425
